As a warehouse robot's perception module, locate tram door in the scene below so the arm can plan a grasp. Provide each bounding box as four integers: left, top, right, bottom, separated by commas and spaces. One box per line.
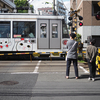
38, 20, 49, 49
38, 19, 61, 49
50, 20, 61, 48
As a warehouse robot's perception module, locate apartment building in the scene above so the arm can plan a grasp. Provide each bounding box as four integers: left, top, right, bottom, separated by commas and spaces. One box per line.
55, 0, 67, 23
38, 0, 67, 22
0, 0, 16, 13
38, 7, 53, 15
70, 0, 100, 47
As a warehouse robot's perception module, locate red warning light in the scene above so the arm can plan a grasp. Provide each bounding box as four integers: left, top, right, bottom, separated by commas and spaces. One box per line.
96, 15, 100, 20
79, 22, 83, 26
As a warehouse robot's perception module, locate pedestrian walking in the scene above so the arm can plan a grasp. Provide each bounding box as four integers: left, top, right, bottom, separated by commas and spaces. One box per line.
66, 33, 79, 79
86, 39, 97, 81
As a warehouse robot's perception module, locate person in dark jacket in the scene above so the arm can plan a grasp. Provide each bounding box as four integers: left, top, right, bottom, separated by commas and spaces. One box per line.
66, 33, 79, 79
86, 39, 97, 81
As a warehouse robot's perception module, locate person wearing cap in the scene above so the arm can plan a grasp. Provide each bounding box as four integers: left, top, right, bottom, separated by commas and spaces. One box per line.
66, 33, 79, 79
86, 39, 97, 81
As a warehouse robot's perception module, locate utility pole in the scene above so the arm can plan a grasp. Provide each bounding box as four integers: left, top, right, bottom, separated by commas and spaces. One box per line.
53, 0, 56, 15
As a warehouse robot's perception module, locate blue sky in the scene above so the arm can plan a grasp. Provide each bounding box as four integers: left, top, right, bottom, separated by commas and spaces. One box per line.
30, 0, 70, 13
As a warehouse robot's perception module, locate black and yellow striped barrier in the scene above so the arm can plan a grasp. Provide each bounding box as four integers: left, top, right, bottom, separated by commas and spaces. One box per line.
0, 51, 66, 62
0, 52, 31, 56
98, 48, 100, 75
0, 51, 67, 56
82, 51, 86, 54
0, 51, 87, 57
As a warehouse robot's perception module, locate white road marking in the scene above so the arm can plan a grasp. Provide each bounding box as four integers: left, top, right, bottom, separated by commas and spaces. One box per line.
11, 72, 39, 74
33, 60, 41, 73
11, 60, 41, 74
79, 65, 89, 73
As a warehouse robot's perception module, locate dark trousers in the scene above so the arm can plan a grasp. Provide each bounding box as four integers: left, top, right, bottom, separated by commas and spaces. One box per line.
66, 58, 78, 77
87, 59, 96, 78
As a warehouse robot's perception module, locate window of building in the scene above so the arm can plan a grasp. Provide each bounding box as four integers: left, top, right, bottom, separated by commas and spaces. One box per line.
92, 1, 100, 16
13, 21, 36, 38
40, 23, 47, 38
0, 21, 10, 38
62, 20, 69, 38
52, 24, 58, 38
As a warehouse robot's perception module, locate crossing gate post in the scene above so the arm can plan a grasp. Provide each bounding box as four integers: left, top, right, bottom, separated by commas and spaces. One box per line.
30, 54, 32, 62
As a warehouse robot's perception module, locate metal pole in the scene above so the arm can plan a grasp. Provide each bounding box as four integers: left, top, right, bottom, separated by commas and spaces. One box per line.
75, 13, 77, 34
71, 17, 73, 33
30, 54, 32, 62
53, 0, 56, 15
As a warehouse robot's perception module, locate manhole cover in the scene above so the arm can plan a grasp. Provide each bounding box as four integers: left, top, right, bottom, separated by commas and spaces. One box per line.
0, 81, 19, 85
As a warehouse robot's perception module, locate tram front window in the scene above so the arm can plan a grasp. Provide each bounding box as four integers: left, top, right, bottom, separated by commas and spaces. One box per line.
62, 20, 69, 38
0, 22, 10, 38
13, 21, 36, 38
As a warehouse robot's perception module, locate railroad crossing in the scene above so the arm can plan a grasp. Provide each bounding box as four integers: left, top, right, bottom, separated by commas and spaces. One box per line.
0, 60, 100, 100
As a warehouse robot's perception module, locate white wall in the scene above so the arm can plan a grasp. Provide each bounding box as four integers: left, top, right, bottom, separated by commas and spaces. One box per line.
91, 26, 100, 35
77, 26, 100, 47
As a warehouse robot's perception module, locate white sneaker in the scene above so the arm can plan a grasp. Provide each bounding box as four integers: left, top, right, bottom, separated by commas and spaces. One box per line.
92, 78, 95, 82
88, 77, 91, 81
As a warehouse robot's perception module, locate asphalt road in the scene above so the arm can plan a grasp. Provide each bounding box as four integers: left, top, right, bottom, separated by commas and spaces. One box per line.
0, 60, 100, 100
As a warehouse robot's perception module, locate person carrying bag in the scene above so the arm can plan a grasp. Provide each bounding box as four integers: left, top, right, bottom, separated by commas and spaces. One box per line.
65, 33, 79, 79
66, 41, 77, 61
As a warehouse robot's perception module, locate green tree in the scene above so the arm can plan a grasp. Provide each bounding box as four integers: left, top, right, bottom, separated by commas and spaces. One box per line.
76, 33, 81, 42
30, 5, 34, 13
76, 34, 83, 52
14, 0, 33, 13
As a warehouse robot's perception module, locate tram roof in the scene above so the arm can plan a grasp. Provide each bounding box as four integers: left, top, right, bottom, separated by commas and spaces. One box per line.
0, 13, 64, 19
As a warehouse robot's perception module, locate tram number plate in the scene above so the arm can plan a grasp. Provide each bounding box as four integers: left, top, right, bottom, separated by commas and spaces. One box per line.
33, 53, 40, 57
52, 53, 59, 56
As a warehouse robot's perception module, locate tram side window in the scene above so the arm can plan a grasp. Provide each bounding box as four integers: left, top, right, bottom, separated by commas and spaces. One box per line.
40, 23, 47, 38
62, 20, 69, 38
52, 24, 58, 38
0, 22, 10, 38
13, 21, 36, 38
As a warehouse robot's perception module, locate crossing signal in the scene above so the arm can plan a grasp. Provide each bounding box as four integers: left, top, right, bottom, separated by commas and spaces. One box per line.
79, 16, 83, 20
79, 22, 83, 26
95, 11, 100, 20
68, 17, 72, 20
68, 22, 72, 26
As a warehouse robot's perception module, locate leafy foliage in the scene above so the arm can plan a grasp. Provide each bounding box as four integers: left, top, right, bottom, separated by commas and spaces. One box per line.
76, 33, 81, 42
75, 34, 83, 51
14, 0, 33, 13
14, 0, 28, 7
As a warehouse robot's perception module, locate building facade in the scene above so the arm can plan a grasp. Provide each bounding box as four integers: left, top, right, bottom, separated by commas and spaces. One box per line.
0, 0, 16, 13
70, 0, 100, 47
38, 7, 53, 15
37, 0, 67, 22
55, 0, 67, 23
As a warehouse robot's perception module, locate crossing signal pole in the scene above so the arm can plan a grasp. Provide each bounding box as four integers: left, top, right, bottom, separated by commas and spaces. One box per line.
68, 8, 83, 34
